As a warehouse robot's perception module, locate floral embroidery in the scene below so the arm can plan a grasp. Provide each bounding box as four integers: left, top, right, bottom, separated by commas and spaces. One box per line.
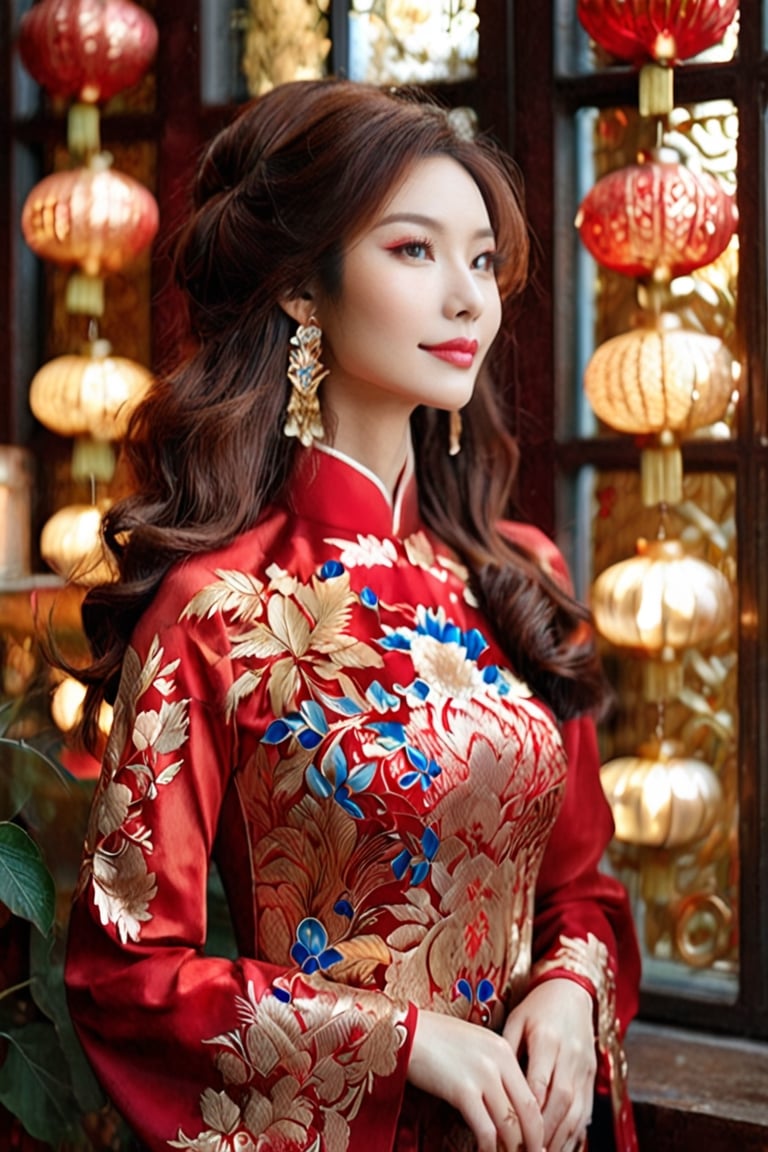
170, 978, 408, 1152
183, 566, 383, 718
325, 533, 398, 568
455, 976, 496, 1025
291, 918, 344, 973
379, 606, 530, 702
392, 826, 440, 886
79, 635, 189, 943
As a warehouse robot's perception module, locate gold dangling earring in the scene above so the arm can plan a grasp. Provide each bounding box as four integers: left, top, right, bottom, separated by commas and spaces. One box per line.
283, 318, 329, 447
449, 409, 462, 456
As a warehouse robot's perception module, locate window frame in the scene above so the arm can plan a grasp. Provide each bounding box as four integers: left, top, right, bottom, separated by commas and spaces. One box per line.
510, 1, 768, 1038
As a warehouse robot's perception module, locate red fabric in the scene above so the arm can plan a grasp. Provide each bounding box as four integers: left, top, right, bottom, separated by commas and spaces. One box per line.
65, 446, 640, 1151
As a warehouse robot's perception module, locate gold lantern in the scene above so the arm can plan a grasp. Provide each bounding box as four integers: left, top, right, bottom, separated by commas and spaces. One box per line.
29, 337, 153, 481
29, 338, 152, 441
600, 739, 723, 849
584, 313, 736, 505
40, 503, 117, 587
591, 535, 733, 698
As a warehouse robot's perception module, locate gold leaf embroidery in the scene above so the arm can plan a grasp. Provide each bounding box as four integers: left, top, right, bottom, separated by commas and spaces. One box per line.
96, 781, 132, 836
182, 568, 266, 623
92, 844, 157, 944
176, 979, 406, 1152
225, 668, 265, 720
82, 636, 190, 941
324, 534, 398, 569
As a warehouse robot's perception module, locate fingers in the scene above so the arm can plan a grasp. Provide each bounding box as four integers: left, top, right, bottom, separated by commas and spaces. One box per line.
499, 1069, 544, 1152
463, 1085, 525, 1152
545, 1095, 593, 1152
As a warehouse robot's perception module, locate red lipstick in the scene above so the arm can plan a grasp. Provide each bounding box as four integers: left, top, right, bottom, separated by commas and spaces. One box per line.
420, 338, 479, 368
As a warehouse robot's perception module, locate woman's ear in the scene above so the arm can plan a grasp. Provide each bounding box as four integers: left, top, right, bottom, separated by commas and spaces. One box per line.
278, 291, 316, 327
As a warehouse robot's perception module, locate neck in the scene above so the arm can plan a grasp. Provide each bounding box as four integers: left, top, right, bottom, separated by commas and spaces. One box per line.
322, 405, 413, 499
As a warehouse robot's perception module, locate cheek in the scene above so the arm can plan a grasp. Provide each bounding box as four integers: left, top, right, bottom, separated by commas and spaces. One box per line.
485, 290, 503, 341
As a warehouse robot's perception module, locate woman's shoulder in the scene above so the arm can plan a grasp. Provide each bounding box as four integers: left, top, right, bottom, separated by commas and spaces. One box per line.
133, 516, 285, 645
497, 519, 573, 593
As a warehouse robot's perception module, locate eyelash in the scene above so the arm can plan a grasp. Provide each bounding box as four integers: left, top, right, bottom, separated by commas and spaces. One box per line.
388, 237, 501, 273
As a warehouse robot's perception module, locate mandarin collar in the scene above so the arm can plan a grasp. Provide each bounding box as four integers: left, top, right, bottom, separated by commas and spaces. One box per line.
287, 443, 422, 538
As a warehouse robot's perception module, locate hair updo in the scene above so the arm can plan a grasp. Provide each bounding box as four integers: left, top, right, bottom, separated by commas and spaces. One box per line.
174, 80, 529, 341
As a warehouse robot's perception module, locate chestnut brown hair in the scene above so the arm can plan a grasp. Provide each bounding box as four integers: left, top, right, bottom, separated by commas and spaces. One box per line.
77, 78, 606, 749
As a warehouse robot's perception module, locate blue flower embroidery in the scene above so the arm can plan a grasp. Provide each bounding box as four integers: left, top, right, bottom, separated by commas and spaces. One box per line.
392, 826, 440, 886
306, 741, 377, 819
290, 917, 343, 974
368, 721, 442, 792
319, 559, 345, 580
262, 697, 362, 750
360, 585, 378, 608
380, 607, 488, 662
399, 744, 442, 791
456, 977, 495, 1006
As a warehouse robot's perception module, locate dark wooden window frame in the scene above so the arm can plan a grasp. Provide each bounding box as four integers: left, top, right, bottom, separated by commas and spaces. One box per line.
512, 1, 768, 1043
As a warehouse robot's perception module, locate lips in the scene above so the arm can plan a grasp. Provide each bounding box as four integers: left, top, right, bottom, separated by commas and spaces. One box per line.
420, 338, 479, 368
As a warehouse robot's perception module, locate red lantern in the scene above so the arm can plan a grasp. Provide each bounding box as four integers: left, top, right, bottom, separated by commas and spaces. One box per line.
577, 0, 739, 66
17, 0, 158, 105
575, 149, 737, 280
21, 154, 159, 275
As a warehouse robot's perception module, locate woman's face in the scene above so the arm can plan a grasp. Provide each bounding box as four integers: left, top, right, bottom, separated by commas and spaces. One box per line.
313, 155, 503, 427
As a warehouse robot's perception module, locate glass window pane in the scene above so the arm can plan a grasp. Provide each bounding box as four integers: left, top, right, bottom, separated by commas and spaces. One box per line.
573, 467, 739, 1003
201, 0, 331, 105
348, 0, 478, 84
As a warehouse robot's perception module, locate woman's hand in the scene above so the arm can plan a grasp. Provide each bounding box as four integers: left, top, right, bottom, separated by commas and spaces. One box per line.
503, 978, 596, 1152
407, 1009, 544, 1152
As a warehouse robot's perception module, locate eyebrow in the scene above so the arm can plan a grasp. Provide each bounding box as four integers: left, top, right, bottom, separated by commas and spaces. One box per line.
375, 212, 495, 240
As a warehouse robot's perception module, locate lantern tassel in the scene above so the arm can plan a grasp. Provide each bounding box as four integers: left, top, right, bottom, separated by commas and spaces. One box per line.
71, 436, 116, 484
67, 103, 101, 158
639, 62, 674, 118
641, 438, 682, 507
66, 272, 105, 318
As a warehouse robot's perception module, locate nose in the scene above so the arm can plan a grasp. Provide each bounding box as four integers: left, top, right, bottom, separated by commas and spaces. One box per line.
443, 262, 485, 320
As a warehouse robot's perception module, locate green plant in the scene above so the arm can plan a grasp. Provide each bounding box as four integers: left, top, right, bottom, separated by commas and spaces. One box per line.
0, 701, 112, 1148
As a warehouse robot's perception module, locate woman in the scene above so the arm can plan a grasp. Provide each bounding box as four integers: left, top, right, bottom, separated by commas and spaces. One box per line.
64, 79, 641, 1152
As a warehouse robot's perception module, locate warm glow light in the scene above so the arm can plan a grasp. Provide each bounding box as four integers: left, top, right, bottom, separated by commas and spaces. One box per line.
584, 315, 735, 436
575, 151, 737, 280
40, 503, 117, 587
601, 745, 723, 848
21, 155, 159, 276
51, 675, 112, 737
592, 537, 733, 655
29, 339, 153, 440
17, 0, 158, 105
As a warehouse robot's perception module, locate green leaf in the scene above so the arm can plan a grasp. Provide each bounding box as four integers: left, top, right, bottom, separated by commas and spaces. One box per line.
0, 1021, 80, 1142
29, 929, 105, 1114
0, 822, 55, 936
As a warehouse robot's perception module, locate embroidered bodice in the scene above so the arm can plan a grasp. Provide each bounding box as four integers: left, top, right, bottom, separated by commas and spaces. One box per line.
65, 446, 640, 1152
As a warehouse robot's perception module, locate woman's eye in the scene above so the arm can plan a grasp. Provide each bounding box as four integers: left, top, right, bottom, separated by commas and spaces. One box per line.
395, 239, 433, 260
473, 250, 498, 272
